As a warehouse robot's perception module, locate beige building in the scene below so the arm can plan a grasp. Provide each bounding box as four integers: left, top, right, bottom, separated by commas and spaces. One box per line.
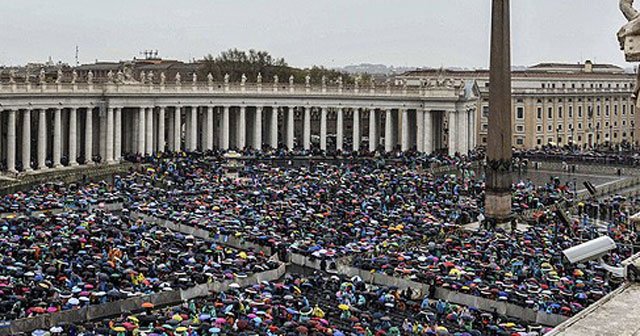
399, 61, 638, 149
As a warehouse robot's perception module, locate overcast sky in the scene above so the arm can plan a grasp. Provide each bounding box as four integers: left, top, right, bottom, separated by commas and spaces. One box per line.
0, 0, 630, 69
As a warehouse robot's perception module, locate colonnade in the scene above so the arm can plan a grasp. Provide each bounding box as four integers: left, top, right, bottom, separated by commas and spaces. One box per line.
0, 104, 476, 173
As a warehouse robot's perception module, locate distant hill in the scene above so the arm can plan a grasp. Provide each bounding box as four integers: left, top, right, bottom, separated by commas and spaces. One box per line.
338, 63, 417, 75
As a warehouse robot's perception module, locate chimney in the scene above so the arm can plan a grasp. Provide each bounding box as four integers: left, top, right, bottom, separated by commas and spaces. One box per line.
584, 60, 593, 73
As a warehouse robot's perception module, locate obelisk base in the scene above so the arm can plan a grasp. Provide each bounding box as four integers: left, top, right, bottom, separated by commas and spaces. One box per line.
485, 191, 512, 223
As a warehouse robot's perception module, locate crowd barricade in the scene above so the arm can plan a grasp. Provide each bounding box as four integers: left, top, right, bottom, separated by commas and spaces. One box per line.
0, 262, 286, 336
88, 201, 124, 212
290, 248, 571, 327
131, 211, 274, 256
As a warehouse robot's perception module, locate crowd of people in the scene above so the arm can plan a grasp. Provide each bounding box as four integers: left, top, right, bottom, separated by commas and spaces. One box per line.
19, 273, 546, 336
0, 150, 634, 336
0, 207, 279, 321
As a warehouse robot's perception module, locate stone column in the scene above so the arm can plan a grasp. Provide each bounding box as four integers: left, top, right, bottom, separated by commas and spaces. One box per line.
105, 107, 114, 163
222, 106, 230, 150
85, 108, 93, 164
190, 106, 198, 151
401, 109, 409, 151
352, 108, 360, 152
238, 106, 246, 149
415, 109, 424, 152
52, 108, 62, 168
448, 111, 457, 156
385, 109, 393, 152
7, 110, 16, 173
114, 108, 122, 161
173, 107, 181, 152
424, 110, 433, 154
369, 109, 377, 152
303, 107, 311, 150
22, 110, 32, 172
157, 107, 165, 153
254, 106, 262, 149
270, 107, 278, 148
69, 108, 78, 166
138, 107, 146, 154
486, 0, 513, 221
336, 108, 344, 151
320, 107, 327, 151
287, 106, 295, 149
206, 106, 214, 150
38, 109, 47, 169
459, 109, 468, 155
146, 107, 154, 155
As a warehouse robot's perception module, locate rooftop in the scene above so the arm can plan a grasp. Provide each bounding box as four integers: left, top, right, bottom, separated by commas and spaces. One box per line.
401, 61, 634, 79
546, 283, 640, 336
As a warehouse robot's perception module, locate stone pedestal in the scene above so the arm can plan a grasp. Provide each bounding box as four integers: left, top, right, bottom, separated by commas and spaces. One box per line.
623, 35, 640, 61
485, 191, 512, 222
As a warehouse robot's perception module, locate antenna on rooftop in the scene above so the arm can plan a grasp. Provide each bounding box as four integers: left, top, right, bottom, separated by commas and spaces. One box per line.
75, 45, 79, 66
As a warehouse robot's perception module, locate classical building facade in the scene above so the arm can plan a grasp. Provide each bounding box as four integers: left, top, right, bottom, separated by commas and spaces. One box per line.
398, 61, 638, 149
0, 72, 478, 174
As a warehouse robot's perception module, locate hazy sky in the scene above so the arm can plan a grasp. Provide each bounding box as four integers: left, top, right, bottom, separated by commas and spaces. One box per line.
0, 0, 630, 69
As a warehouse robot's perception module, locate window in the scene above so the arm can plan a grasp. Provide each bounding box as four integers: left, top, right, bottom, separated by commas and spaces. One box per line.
537, 138, 542, 145
547, 125, 553, 132
537, 125, 543, 132
597, 105, 601, 116
548, 137, 553, 143
548, 107, 553, 119
516, 138, 524, 145
623, 120, 627, 126
557, 124, 563, 131
623, 105, 627, 115
537, 107, 543, 119
578, 123, 583, 130
482, 124, 488, 131
482, 137, 487, 144
606, 105, 610, 116
578, 135, 582, 142
516, 125, 524, 133
615, 105, 618, 116
516, 106, 524, 119
558, 106, 563, 119
541, 83, 546, 88
578, 106, 583, 118
482, 106, 489, 118
569, 106, 573, 118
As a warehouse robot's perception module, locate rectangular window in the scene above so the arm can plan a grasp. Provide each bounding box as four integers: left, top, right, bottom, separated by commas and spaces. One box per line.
516, 106, 524, 119
516, 138, 524, 145
537, 138, 542, 145
537, 125, 543, 132
482, 106, 489, 118
578, 106, 583, 118
615, 105, 618, 116
569, 106, 573, 118
623, 105, 627, 115
558, 106, 563, 119
557, 124, 563, 131
537, 107, 542, 119
516, 125, 524, 133
548, 107, 553, 119
547, 125, 552, 132
606, 105, 610, 116
578, 123, 583, 130
597, 105, 601, 116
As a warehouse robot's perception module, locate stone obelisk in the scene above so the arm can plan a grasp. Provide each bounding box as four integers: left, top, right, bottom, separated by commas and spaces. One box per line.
485, 0, 513, 222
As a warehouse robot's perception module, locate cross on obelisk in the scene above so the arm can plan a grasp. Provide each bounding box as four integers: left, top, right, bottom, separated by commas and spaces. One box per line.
485, 0, 513, 222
